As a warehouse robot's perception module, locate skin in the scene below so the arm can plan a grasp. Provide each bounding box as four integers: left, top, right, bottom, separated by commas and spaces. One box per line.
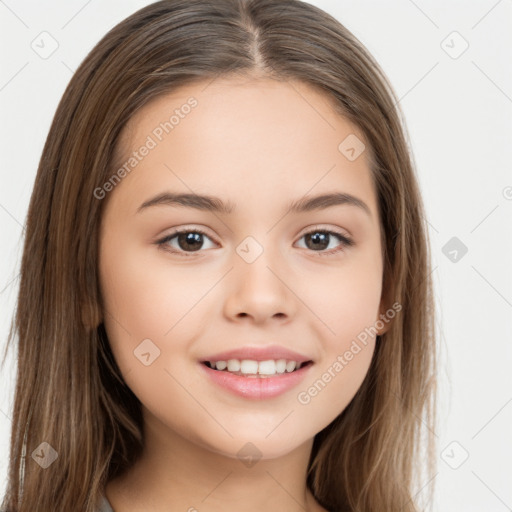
98, 75, 390, 512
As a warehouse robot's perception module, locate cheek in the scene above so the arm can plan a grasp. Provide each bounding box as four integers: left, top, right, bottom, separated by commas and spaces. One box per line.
294, 246, 383, 345
295, 338, 376, 433
290, 251, 381, 419
98, 245, 203, 427
99, 241, 215, 377
293, 266, 380, 424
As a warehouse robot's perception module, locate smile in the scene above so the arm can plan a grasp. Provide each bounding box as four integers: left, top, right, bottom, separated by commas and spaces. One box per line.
203, 358, 312, 376
199, 360, 314, 399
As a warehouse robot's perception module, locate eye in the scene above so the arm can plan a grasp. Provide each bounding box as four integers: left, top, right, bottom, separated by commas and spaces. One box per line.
156, 228, 217, 256
155, 226, 354, 257
295, 227, 354, 256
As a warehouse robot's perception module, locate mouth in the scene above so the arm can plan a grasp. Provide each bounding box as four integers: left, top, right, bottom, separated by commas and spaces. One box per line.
199, 357, 314, 399
201, 359, 314, 378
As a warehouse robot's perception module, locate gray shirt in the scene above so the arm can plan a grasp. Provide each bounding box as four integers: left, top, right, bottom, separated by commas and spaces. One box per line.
97, 494, 114, 512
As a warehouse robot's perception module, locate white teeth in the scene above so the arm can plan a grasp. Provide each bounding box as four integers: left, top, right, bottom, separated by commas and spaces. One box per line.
227, 359, 241, 372
240, 360, 259, 374
285, 361, 296, 373
275, 359, 287, 374
257, 360, 276, 375
215, 360, 227, 370
208, 358, 307, 375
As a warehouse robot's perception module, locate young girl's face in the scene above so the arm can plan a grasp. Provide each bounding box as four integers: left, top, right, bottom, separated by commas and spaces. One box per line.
98, 76, 385, 459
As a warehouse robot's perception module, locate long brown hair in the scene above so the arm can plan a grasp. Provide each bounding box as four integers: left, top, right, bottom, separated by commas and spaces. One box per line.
1, 1, 437, 510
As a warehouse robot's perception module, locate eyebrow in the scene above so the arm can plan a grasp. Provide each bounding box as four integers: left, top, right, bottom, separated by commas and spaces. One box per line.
137, 191, 372, 217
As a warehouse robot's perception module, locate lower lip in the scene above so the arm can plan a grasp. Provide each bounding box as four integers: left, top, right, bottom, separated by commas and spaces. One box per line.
199, 362, 313, 400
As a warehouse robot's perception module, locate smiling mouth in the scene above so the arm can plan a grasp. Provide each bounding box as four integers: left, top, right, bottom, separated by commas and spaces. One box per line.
201, 360, 313, 377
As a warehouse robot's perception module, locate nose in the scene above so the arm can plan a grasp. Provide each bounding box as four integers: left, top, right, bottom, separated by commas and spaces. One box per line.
223, 244, 296, 325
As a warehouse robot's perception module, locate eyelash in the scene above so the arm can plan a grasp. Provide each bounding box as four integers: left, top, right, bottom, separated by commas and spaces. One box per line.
155, 226, 354, 258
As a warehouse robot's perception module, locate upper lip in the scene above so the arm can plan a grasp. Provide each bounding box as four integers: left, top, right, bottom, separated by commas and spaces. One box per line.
200, 345, 313, 364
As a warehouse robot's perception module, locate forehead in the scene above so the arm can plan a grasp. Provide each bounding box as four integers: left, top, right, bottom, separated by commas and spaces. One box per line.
110, 76, 378, 219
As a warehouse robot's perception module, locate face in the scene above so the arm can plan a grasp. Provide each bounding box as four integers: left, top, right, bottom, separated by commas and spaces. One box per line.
98, 76, 387, 460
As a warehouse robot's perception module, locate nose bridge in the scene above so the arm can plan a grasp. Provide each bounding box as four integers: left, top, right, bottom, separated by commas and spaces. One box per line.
223, 232, 293, 321
236, 232, 283, 289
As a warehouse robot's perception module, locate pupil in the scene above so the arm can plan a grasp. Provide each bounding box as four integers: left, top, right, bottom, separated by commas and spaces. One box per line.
307, 232, 329, 250
178, 232, 203, 251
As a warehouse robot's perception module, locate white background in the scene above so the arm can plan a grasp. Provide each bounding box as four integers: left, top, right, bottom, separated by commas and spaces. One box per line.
1, 1, 511, 510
